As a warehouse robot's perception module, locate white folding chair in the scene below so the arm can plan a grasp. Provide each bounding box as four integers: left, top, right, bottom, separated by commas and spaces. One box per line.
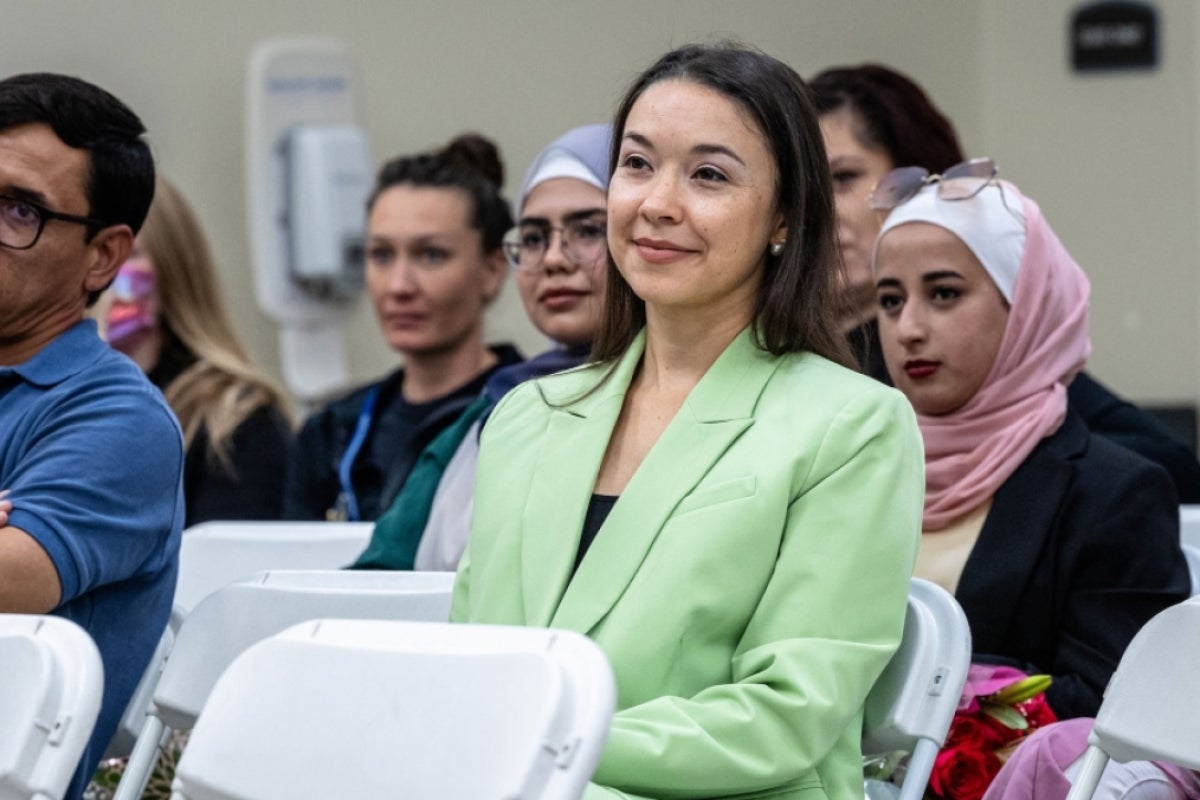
862, 578, 973, 800
1065, 595, 1200, 800
113, 569, 454, 800
172, 521, 374, 615
1181, 542, 1200, 596
1180, 505, 1200, 550
172, 619, 616, 800
0, 614, 104, 800
109, 521, 372, 759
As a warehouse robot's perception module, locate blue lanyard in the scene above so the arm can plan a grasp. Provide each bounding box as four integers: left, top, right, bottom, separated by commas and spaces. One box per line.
336, 385, 380, 522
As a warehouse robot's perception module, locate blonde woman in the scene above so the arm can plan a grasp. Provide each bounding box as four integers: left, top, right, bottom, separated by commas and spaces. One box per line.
106, 178, 292, 525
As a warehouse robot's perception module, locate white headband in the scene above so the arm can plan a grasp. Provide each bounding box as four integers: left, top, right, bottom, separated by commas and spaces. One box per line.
874, 181, 1026, 302
521, 152, 605, 211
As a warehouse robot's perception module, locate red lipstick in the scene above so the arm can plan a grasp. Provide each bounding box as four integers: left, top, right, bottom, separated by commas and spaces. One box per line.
904, 360, 940, 379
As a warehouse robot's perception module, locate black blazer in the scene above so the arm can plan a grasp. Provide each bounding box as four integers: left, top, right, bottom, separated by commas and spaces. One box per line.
955, 409, 1188, 719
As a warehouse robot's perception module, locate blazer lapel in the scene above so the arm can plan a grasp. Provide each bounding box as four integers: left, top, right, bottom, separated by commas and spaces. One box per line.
518, 340, 644, 627
550, 328, 781, 635
956, 413, 1086, 653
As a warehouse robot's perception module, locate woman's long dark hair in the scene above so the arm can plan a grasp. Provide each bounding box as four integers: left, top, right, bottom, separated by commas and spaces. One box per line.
592, 42, 853, 368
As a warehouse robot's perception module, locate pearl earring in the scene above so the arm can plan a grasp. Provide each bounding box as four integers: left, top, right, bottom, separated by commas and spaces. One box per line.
770, 241, 785, 256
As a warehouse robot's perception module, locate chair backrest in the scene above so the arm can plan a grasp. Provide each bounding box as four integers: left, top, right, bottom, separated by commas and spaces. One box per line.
153, 570, 454, 731
0, 614, 104, 800
1180, 542, 1200, 596
172, 521, 373, 615
862, 579, 972, 800
1088, 594, 1200, 771
1180, 505, 1200, 550
172, 619, 615, 800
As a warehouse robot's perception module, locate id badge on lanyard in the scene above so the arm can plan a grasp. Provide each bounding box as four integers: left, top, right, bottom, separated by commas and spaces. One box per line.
330, 385, 380, 522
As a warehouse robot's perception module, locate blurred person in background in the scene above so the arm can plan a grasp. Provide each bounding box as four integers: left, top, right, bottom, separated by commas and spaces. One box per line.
283, 133, 522, 522
105, 177, 291, 526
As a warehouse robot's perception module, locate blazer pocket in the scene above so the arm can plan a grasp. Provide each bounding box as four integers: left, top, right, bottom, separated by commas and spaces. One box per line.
673, 475, 756, 517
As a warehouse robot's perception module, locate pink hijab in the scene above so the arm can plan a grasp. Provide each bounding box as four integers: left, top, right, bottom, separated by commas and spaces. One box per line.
878, 182, 1091, 530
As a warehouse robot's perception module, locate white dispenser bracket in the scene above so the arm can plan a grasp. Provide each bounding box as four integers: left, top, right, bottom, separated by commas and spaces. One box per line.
246, 37, 371, 402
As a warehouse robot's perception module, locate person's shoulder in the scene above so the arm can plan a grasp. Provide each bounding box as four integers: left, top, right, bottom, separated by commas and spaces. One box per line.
521, 359, 608, 401
33, 345, 185, 466
483, 361, 605, 430
302, 372, 399, 428
1028, 413, 1181, 559
233, 400, 293, 449
1025, 410, 1178, 514
1077, 417, 1176, 492
769, 351, 912, 418
487, 342, 524, 367
68, 346, 176, 418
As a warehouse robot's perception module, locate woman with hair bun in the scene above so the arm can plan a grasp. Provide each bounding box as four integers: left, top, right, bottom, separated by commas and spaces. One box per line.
283, 134, 522, 522
352, 122, 613, 572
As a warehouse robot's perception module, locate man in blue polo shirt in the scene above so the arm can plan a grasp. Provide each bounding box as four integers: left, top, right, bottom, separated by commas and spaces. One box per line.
0, 73, 183, 800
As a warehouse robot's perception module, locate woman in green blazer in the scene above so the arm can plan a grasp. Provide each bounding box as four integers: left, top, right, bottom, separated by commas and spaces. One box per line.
452, 43, 925, 800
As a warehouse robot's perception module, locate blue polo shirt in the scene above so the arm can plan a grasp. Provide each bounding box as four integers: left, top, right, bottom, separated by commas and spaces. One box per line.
1, 319, 184, 800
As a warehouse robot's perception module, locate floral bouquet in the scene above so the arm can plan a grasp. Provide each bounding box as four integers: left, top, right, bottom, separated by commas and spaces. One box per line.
926, 664, 1057, 800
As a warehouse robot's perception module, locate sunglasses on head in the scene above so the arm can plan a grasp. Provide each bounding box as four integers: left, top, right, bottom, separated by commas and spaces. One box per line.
867, 157, 998, 212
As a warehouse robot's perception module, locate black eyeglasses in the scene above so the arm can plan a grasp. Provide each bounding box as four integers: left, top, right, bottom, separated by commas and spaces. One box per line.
0, 194, 109, 250
502, 214, 607, 272
867, 157, 998, 212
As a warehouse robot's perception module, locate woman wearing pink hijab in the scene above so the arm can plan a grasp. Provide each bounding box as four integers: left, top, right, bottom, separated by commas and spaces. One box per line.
872, 165, 1188, 722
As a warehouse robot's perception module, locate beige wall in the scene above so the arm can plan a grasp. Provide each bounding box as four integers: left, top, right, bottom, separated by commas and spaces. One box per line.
980, 0, 1198, 404
5, 1, 1194, 407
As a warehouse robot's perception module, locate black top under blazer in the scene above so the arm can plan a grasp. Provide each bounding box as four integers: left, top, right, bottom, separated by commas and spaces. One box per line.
955, 409, 1188, 720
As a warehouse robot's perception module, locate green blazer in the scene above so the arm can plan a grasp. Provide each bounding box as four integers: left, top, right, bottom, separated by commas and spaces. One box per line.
451, 328, 923, 800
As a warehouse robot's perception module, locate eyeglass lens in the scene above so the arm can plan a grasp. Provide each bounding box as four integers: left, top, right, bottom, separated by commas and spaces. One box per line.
935, 159, 997, 200
867, 166, 928, 212
503, 215, 607, 270
0, 196, 45, 249
867, 158, 997, 211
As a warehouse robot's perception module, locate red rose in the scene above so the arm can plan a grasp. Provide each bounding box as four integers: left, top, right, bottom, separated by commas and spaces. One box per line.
945, 713, 1008, 750
1016, 694, 1058, 730
929, 740, 1003, 800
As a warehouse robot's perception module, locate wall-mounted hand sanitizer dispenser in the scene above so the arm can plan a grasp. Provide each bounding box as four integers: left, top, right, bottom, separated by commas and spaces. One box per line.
246, 37, 372, 402
285, 124, 371, 299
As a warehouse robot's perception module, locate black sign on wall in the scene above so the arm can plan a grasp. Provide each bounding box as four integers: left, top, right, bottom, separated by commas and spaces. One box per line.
1071, 1, 1159, 72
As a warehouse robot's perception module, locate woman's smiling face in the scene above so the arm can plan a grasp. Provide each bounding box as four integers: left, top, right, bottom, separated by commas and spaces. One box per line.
607, 78, 784, 326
